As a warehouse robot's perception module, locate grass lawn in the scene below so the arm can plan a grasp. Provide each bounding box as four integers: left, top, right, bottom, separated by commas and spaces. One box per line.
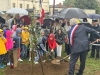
0, 50, 100, 75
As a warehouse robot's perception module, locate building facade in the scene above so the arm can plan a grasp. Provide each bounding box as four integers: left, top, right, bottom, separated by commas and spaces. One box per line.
0, 0, 49, 13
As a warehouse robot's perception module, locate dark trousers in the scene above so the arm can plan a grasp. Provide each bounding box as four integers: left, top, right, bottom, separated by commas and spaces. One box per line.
5, 50, 12, 63
69, 51, 88, 75
91, 45, 100, 58
65, 43, 71, 55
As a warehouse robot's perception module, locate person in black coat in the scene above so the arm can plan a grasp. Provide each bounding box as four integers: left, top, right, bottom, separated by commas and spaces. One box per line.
68, 18, 100, 75
55, 29, 65, 57
90, 19, 100, 60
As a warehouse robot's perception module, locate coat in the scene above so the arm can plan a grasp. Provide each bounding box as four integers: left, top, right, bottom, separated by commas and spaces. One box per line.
21, 30, 30, 45
55, 29, 65, 45
6, 30, 13, 50
90, 24, 100, 43
0, 37, 7, 55
48, 33, 57, 50
69, 25, 100, 54
13, 28, 22, 48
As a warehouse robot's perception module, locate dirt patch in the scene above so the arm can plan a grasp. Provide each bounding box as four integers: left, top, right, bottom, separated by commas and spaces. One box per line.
95, 70, 100, 75
5, 60, 79, 75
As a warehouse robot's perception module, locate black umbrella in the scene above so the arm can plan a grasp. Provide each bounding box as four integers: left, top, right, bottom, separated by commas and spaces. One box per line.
42, 19, 54, 29
88, 14, 100, 19
58, 8, 88, 19
0, 16, 5, 24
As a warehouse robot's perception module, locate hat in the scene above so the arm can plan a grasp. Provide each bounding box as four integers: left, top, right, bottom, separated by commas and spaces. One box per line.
24, 27, 28, 30
0, 29, 3, 32
92, 19, 98, 22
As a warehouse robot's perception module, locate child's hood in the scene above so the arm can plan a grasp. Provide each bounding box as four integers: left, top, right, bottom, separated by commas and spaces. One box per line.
6, 30, 13, 38
16, 28, 21, 36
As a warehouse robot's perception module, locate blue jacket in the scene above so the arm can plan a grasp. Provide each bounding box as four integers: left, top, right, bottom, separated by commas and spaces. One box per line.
13, 28, 22, 48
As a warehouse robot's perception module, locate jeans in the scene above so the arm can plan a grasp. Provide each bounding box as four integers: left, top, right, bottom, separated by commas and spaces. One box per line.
21, 44, 28, 59
0, 55, 3, 64
34, 44, 48, 62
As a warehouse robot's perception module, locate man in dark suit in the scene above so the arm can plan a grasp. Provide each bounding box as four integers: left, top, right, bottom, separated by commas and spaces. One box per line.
68, 19, 100, 75
90, 19, 100, 60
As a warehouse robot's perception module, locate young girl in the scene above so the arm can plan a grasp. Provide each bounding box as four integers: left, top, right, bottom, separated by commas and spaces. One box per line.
5, 30, 13, 65
0, 29, 7, 68
48, 33, 57, 59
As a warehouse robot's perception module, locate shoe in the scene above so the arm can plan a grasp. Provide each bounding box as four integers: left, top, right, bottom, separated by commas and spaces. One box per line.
95, 58, 99, 60
90, 56, 94, 58
18, 58, 23, 61
68, 56, 70, 59
28, 58, 31, 61
34, 61, 39, 64
42, 60, 46, 62
7, 62, 10, 66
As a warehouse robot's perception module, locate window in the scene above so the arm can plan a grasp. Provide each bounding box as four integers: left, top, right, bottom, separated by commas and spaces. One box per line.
27, 4, 29, 9
20, 4, 22, 8
13, 3, 15, 8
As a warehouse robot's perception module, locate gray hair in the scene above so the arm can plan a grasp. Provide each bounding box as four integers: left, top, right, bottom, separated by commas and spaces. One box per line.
70, 18, 78, 26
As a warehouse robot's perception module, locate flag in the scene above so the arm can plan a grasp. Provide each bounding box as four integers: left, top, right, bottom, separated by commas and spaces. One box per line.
39, 0, 45, 25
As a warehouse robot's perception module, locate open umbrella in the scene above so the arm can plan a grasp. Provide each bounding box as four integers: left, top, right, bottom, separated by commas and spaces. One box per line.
58, 8, 88, 19
0, 11, 4, 15
88, 14, 100, 19
20, 15, 31, 25
0, 16, 5, 24
6, 8, 28, 15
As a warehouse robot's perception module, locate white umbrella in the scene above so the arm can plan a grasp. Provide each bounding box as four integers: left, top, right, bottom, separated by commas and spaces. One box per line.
0, 11, 5, 15
6, 8, 28, 15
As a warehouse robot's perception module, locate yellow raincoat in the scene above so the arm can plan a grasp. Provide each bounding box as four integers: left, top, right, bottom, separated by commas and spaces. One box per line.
0, 29, 7, 55
21, 29, 30, 45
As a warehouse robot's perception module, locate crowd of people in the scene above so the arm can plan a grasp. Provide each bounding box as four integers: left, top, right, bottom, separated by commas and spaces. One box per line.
0, 13, 100, 75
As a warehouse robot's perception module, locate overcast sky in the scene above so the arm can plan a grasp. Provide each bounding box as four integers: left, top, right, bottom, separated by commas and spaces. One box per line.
49, 0, 65, 5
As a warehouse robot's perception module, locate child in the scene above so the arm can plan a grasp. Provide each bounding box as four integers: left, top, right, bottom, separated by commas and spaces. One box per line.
0, 29, 7, 68
48, 33, 57, 59
21, 27, 30, 59
13, 28, 23, 61
34, 30, 48, 64
5, 30, 13, 65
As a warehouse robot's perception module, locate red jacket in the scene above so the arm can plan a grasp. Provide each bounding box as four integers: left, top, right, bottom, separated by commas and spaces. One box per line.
48, 33, 56, 50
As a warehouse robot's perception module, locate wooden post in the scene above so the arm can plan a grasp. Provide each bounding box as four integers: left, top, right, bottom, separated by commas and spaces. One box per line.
10, 48, 18, 68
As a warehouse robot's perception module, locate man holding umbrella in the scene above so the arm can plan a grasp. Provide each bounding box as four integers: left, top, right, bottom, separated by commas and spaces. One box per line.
90, 19, 100, 60
68, 18, 100, 75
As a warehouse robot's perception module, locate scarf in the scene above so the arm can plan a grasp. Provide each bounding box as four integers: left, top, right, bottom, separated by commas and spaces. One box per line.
70, 25, 79, 46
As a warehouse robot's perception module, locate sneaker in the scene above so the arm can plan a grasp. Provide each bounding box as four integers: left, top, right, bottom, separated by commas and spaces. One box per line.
18, 58, 23, 61
7, 62, 10, 66
34, 61, 39, 64
42, 60, 46, 62
28, 58, 31, 61
68, 56, 70, 59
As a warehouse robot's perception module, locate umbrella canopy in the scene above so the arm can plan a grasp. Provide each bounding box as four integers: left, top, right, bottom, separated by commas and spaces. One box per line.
0, 11, 4, 15
0, 16, 5, 24
58, 8, 88, 19
6, 8, 28, 15
88, 14, 100, 19
50, 14, 59, 18
20, 15, 31, 25
42, 19, 54, 29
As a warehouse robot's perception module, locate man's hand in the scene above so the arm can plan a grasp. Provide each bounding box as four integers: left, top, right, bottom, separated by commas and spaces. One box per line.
96, 39, 100, 42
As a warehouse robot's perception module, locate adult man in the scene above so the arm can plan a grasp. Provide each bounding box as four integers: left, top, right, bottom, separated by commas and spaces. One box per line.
90, 19, 100, 60
68, 18, 100, 75
11, 14, 20, 29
